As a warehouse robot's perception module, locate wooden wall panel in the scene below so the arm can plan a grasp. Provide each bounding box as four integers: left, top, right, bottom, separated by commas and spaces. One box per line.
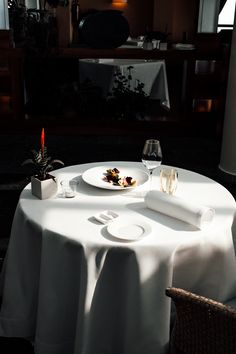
153, 0, 174, 35
79, 0, 154, 37
56, 0, 200, 46
172, 0, 199, 42
153, 0, 199, 43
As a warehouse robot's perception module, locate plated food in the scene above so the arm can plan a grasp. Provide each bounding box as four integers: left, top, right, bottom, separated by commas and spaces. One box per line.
82, 164, 149, 190
103, 168, 137, 187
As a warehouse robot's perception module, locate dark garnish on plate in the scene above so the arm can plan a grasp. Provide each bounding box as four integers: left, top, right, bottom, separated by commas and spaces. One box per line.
104, 168, 136, 187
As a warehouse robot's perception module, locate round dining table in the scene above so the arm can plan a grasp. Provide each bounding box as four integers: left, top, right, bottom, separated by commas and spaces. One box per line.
0, 161, 236, 354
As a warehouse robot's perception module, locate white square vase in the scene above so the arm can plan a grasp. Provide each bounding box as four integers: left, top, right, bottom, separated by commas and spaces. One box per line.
31, 175, 58, 200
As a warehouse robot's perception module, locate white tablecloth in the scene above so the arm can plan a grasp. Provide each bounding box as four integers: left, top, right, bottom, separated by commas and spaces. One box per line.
1, 162, 236, 354
79, 59, 170, 109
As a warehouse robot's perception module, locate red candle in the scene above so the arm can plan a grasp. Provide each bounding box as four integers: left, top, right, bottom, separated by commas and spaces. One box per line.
41, 128, 45, 156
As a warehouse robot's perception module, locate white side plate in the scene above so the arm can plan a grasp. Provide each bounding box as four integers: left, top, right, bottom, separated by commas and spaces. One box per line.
107, 217, 151, 241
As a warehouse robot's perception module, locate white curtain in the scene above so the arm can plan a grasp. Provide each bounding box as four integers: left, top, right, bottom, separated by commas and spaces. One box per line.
219, 7, 236, 175
198, 0, 221, 32
0, 0, 9, 29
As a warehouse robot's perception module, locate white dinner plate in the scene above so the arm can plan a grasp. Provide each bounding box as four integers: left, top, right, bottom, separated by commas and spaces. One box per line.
82, 165, 149, 190
107, 217, 152, 241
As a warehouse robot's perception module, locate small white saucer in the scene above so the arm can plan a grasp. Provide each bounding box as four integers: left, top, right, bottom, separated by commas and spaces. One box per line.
107, 217, 151, 241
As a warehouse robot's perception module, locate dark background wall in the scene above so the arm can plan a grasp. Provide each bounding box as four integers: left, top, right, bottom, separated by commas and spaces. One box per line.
77, 0, 200, 40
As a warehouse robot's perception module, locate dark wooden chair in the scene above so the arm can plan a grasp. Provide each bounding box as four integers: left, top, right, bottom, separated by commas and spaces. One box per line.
166, 287, 236, 354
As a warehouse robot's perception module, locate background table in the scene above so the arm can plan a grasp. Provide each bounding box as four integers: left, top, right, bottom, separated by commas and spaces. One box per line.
0, 162, 236, 354
79, 59, 170, 109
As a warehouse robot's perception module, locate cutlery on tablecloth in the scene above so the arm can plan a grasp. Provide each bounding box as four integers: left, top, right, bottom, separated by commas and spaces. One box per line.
93, 210, 119, 224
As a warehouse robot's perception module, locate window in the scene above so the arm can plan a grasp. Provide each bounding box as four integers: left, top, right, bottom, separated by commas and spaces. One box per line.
218, 0, 236, 32
0, 0, 9, 28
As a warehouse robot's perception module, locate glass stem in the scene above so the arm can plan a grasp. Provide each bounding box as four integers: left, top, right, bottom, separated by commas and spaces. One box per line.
149, 170, 153, 190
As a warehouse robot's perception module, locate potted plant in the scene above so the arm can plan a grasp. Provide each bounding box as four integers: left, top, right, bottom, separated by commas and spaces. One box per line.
22, 128, 64, 199
107, 66, 149, 120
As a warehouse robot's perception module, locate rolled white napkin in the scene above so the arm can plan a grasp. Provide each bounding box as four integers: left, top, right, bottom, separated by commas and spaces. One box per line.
144, 190, 215, 229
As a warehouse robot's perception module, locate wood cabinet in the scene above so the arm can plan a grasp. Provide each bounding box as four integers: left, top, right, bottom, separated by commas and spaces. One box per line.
53, 44, 230, 119
0, 32, 229, 132
182, 35, 230, 134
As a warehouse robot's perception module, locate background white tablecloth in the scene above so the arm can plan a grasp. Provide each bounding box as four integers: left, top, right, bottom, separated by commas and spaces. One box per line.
0, 162, 236, 354
79, 59, 170, 109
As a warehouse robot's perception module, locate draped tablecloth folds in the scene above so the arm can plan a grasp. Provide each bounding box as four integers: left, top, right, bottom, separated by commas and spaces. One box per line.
145, 190, 215, 229
0, 162, 236, 354
79, 59, 170, 109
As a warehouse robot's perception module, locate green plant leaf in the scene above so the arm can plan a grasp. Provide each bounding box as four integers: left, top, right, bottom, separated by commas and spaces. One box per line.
21, 158, 34, 166
51, 159, 64, 166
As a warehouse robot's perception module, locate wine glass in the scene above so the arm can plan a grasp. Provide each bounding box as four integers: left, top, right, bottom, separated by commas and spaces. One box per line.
142, 139, 162, 190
